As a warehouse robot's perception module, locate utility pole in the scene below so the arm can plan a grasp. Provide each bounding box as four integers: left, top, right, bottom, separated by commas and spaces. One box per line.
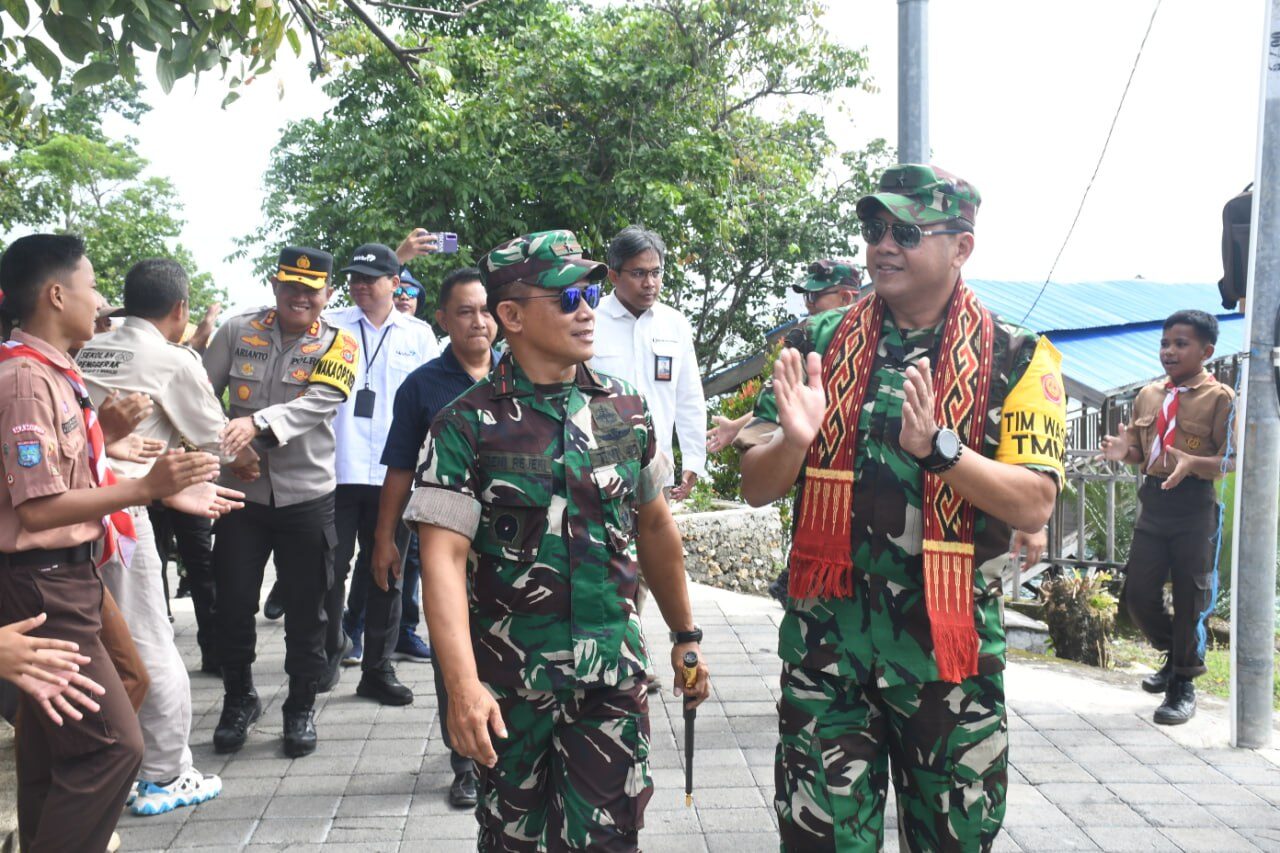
897, 0, 929, 163
1230, 0, 1280, 750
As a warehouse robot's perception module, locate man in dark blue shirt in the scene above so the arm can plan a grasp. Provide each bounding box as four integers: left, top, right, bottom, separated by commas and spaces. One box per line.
371, 267, 498, 808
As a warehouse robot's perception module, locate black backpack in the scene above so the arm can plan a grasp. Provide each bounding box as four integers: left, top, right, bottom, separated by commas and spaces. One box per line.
1218, 183, 1252, 309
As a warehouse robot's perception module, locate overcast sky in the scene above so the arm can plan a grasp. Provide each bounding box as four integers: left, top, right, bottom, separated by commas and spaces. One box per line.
120, 0, 1265, 312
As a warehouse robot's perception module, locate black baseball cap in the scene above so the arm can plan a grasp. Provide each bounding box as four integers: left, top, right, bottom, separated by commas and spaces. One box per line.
340, 243, 400, 277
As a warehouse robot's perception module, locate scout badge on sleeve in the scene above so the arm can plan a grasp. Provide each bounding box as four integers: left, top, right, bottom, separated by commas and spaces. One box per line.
682, 650, 699, 807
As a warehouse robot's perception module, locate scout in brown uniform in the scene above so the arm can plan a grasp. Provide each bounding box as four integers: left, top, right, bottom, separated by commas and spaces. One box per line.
1099, 309, 1235, 725
0, 234, 219, 852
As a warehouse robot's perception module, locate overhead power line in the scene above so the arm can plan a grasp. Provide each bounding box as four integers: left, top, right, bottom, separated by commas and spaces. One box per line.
1021, 0, 1164, 324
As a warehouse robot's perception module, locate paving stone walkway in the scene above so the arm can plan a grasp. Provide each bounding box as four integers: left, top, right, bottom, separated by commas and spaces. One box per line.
114, 575, 1280, 852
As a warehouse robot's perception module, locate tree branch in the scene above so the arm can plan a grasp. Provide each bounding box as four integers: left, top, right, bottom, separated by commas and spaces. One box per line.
342, 0, 422, 83
287, 0, 327, 76
364, 0, 489, 16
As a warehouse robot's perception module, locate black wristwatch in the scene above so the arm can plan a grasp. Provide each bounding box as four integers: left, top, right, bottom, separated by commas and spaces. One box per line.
918, 427, 963, 474
669, 626, 703, 645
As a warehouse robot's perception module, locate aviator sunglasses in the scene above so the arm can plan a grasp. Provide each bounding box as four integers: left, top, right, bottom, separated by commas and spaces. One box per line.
507, 283, 601, 313
860, 218, 969, 249
393, 284, 421, 299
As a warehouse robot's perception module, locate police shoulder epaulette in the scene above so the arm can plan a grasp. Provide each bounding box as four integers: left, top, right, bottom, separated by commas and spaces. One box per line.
308, 328, 359, 399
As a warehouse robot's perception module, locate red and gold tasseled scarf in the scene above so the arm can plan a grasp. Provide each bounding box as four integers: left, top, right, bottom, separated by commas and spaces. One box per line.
787, 280, 994, 683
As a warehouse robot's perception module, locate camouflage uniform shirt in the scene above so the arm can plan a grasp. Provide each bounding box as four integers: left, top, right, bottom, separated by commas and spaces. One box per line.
404, 352, 670, 691
739, 306, 1063, 688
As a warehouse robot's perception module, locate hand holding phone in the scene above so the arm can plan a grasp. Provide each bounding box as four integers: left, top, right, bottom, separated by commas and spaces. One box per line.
432, 232, 459, 254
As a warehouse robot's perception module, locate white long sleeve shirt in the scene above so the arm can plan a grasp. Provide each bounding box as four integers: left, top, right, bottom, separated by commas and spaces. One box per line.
588, 293, 707, 481
325, 305, 440, 486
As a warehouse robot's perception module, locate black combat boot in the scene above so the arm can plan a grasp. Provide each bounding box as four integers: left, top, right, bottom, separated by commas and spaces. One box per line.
282, 677, 319, 757
1141, 655, 1172, 694
356, 663, 414, 706
1153, 677, 1196, 726
213, 664, 261, 753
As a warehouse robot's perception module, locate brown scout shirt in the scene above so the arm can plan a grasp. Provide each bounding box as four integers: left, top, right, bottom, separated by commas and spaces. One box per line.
1125, 368, 1235, 478
0, 330, 103, 552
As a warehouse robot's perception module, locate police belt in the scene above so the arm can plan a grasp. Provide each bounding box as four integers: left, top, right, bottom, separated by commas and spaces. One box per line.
0, 543, 93, 569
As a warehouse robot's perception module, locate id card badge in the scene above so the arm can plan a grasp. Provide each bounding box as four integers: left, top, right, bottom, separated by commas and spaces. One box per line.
655, 354, 673, 382
354, 388, 376, 418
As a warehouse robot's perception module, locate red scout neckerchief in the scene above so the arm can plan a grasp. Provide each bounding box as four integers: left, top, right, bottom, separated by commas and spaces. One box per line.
788, 279, 994, 683
0, 340, 137, 568
1147, 376, 1212, 469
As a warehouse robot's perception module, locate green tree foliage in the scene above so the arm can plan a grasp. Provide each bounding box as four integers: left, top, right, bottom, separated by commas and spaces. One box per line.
242, 0, 890, 371
0, 0, 498, 136
0, 81, 222, 307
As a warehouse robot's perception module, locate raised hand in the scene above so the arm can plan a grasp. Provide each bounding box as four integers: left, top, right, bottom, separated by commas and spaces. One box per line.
97, 391, 152, 443
900, 357, 938, 459
773, 349, 825, 452
143, 450, 220, 500
396, 228, 441, 263
105, 433, 166, 464
163, 481, 246, 518
1097, 423, 1132, 463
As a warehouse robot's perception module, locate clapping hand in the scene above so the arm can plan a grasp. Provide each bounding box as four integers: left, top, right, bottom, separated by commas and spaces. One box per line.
772, 349, 825, 452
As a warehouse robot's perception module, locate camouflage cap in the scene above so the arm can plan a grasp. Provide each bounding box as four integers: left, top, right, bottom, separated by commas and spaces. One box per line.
478, 230, 608, 291
855, 164, 981, 226
792, 259, 862, 294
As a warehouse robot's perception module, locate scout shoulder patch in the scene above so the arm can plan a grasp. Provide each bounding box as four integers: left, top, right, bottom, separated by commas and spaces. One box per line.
16, 440, 41, 468
996, 336, 1067, 479
308, 330, 358, 399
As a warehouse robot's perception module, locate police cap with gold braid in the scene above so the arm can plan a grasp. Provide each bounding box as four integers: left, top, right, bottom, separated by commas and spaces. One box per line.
276, 246, 334, 289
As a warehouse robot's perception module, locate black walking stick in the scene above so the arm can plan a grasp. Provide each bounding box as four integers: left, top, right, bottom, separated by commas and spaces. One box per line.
682, 650, 699, 807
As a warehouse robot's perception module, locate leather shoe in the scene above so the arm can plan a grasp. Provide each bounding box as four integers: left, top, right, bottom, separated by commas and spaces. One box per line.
262, 584, 285, 621
1154, 678, 1196, 725
356, 666, 414, 706
1141, 656, 1172, 694
213, 666, 261, 753
449, 769, 478, 808
283, 708, 318, 757
318, 632, 350, 694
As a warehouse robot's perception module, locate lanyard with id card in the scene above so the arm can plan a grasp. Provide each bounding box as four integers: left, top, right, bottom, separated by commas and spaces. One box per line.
655, 354, 673, 382
356, 321, 392, 418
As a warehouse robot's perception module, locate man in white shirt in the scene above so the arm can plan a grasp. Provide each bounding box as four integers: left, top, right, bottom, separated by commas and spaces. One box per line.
324, 243, 440, 705
588, 226, 707, 501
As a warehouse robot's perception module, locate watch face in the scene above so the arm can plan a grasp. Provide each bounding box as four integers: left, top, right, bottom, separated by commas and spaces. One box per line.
936, 429, 962, 459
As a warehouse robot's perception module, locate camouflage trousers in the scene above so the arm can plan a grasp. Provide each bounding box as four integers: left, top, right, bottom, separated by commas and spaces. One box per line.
477, 676, 653, 852
775, 663, 1007, 852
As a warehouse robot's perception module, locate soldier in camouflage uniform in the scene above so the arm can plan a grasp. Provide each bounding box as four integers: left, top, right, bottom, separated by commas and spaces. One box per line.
737, 165, 1067, 852
792, 258, 864, 314
405, 230, 711, 852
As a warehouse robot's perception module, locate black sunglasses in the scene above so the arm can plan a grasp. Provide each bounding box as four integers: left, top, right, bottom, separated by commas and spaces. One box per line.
393, 285, 421, 299
860, 219, 969, 249
507, 283, 601, 313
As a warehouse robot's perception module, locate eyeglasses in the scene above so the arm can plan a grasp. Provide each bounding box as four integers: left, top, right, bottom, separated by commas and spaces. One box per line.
393, 285, 421, 299
507, 283, 601, 313
803, 288, 841, 305
619, 266, 664, 282
860, 219, 969, 249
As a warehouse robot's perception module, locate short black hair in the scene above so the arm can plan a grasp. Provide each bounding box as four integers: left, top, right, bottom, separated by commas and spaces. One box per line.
124, 258, 189, 319
607, 225, 666, 270
438, 266, 483, 312
1164, 309, 1218, 345
0, 233, 87, 326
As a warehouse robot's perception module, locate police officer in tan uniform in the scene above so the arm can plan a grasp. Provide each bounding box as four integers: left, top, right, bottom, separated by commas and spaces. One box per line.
203, 247, 359, 757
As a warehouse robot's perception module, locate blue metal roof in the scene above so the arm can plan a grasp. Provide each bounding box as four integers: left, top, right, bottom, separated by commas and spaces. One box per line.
1046, 316, 1246, 396
965, 280, 1234, 334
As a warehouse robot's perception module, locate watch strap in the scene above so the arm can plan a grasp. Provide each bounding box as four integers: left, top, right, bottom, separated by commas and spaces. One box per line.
669, 627, 703, 644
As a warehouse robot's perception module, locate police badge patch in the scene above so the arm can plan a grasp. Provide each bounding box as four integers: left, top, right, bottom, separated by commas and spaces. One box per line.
16, 440, 41, 468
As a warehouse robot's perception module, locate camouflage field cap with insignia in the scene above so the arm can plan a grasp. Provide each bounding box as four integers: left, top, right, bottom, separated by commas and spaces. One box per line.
275, 246, 334, 290
792, 259, 862, 294
855, 164, 981, 227
478, 230, 608, 292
